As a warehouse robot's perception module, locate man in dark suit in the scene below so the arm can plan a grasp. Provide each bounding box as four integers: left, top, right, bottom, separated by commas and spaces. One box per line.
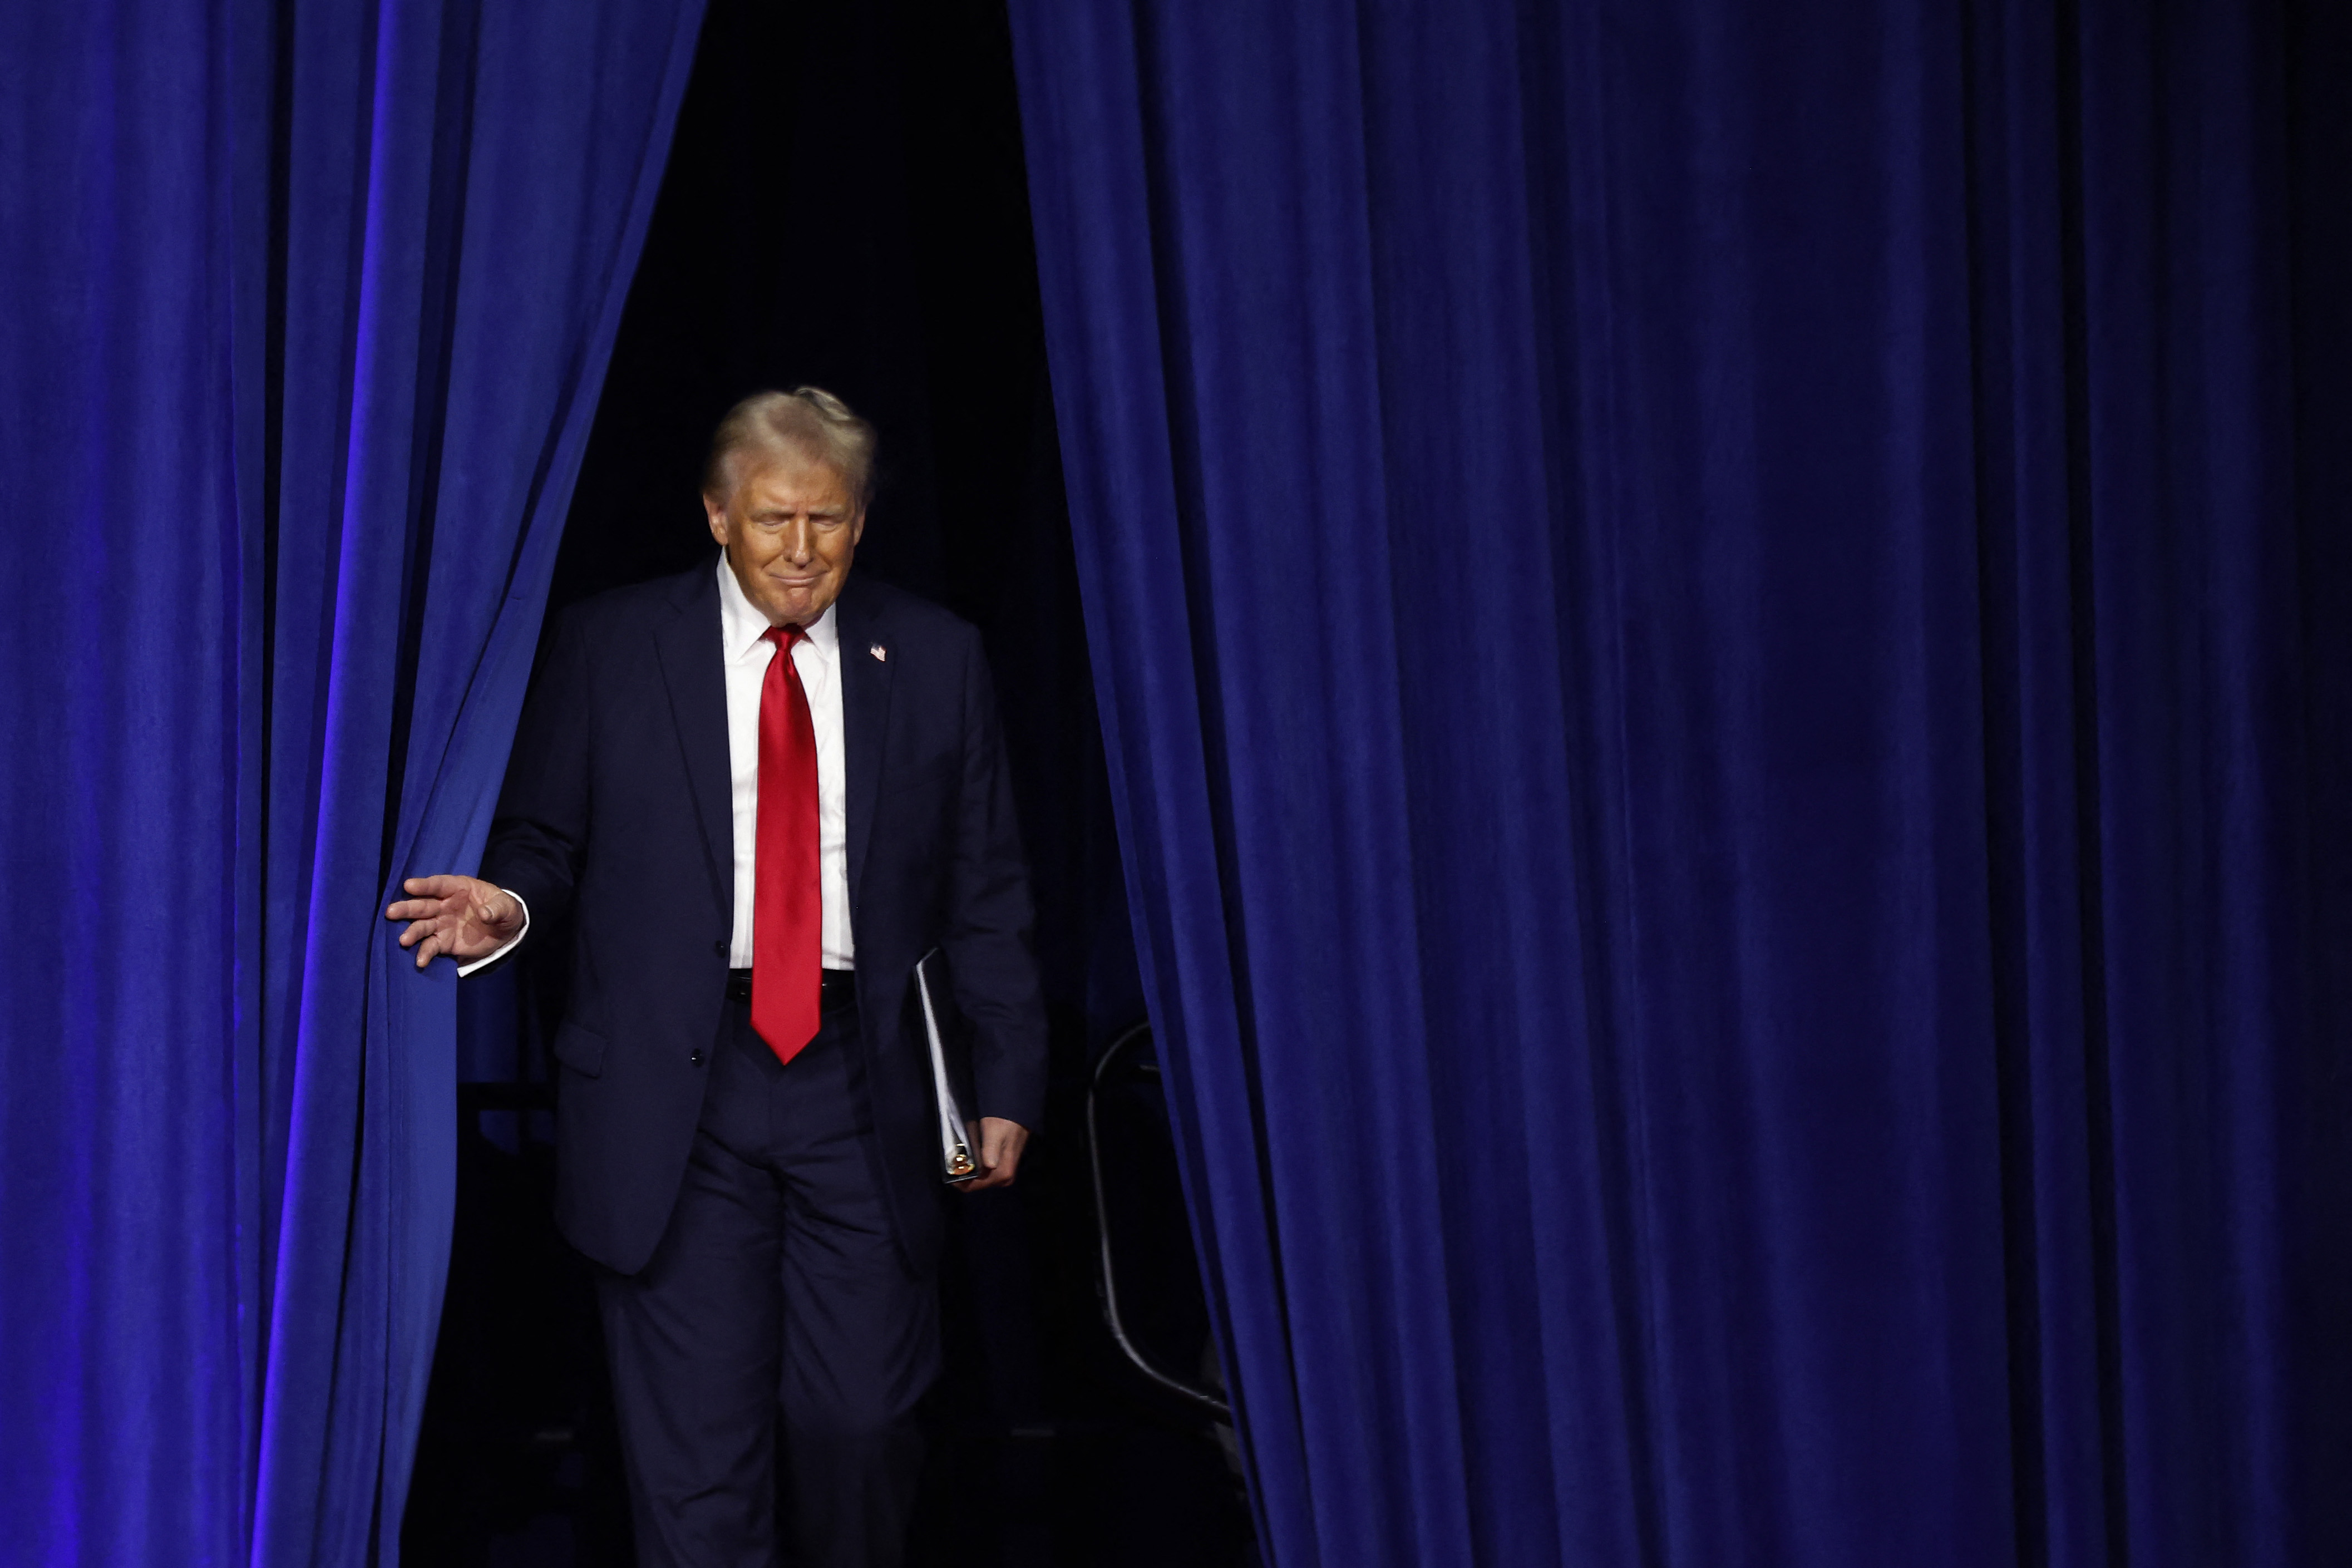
386, 387, 1047, 1567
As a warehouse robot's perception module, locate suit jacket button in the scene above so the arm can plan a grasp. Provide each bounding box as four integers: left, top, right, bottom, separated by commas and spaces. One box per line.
712, 940, 726, 957
689, 1049, 706, 1067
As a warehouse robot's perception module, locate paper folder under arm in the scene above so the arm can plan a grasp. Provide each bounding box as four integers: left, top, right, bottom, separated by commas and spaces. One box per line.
914, 948, 980, 1184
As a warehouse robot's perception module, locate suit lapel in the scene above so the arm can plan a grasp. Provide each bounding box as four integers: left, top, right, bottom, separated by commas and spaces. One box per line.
835, 578, 893, 914
653, 562, 733, 913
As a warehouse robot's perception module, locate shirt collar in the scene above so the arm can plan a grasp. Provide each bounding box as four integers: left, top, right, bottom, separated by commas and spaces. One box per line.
716, 552, 840, 662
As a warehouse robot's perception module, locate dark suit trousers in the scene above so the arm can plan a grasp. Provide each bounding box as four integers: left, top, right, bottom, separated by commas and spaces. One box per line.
596, 986, 939, 1568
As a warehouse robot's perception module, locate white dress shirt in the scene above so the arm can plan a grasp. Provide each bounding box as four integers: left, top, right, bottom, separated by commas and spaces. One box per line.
461, 555, 855, 977
717, 553, 854, 969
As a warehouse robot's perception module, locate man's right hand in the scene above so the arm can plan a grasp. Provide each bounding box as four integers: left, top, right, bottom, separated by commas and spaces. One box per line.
385, 875, 525, 969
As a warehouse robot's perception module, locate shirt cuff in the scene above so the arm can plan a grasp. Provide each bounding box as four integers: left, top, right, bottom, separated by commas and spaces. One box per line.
456, 890, 530, 978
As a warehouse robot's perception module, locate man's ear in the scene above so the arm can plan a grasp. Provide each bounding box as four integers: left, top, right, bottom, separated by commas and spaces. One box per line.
703, 492, 731, 547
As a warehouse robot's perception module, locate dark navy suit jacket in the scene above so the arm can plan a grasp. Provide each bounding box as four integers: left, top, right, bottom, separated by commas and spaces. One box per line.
481, 559, 1048, 1275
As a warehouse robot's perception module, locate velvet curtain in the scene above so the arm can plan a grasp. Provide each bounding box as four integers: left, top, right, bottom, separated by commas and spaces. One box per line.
0, 1, 702, 1560
1008, 2, 2352, 1565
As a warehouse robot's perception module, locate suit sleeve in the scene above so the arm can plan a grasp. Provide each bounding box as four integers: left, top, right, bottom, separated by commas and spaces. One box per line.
479, 608, 594, 928
941, 629, 1051, 1133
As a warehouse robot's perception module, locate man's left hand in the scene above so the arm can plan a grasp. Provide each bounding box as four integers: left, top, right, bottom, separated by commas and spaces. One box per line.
960, 1117, 1029, 1192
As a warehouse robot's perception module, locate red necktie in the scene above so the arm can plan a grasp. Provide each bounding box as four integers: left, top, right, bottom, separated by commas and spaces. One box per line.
752, 623, 820, 1063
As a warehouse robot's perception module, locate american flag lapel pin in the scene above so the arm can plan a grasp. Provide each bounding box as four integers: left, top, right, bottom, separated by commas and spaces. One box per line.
870, 643, 887, 663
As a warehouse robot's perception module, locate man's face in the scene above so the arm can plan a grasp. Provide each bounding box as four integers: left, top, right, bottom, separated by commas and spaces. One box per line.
704, 450, 865, 628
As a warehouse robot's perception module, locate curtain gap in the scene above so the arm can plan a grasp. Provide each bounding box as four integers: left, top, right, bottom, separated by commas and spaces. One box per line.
1954, 0, 2056, 1560
376, 0, 486, 896
2050, 0, 2133, 1559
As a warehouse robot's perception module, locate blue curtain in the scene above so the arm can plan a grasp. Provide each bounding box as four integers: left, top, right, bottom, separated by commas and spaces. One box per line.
1009, 2, 2352, 1566
0, 1, 702, 1561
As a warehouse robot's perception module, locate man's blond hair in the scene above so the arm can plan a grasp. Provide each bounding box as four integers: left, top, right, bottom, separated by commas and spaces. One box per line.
701, 386, 877, 506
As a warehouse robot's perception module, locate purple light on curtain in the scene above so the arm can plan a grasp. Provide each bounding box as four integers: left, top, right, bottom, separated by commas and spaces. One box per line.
0, 0, 705, 1561
1008, 1, 2352, 1565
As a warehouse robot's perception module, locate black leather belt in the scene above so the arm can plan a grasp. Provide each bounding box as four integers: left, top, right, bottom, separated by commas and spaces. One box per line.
725, 968, 857, 1010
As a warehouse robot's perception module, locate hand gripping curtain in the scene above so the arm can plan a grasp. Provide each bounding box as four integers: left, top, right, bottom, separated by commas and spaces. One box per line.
1008, 2, 2352, 1566
0, 1, 704, 1561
